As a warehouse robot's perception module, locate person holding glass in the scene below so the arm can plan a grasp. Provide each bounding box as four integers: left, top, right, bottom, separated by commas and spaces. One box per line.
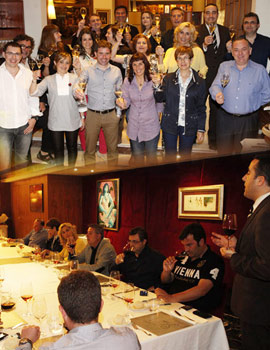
30, 52, 85, 166
154, 46, 206, 156
58, 223, 86, 261
116, 53, 160, 160
140, 11, 160, 53
156, 22, 208, 78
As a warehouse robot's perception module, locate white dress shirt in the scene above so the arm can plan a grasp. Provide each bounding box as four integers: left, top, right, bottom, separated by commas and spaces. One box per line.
0, 63, 36, 129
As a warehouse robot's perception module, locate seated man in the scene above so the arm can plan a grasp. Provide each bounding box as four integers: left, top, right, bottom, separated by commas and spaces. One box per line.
113, 227, 165, 290
16, 270, 140, 350
155, 223, 224, 312
41, 218, 62, 257
74, 224, 116, 275
23, 219, 48, 250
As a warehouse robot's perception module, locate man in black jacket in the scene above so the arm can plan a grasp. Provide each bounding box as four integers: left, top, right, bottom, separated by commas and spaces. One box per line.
161, 7, 184, 52
196, 3, 230, 150
212, 155, 270, 350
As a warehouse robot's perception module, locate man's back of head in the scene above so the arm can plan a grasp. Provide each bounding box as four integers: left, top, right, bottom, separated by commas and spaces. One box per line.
58, 270, 101, 325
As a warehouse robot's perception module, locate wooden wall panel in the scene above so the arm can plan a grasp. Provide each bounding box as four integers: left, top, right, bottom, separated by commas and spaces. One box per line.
11, 176, 48, 238
47, 176, 83, 234
224, 0, 251, 34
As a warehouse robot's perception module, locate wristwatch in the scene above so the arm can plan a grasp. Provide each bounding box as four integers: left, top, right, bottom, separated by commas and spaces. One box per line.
18, 338, 33, 350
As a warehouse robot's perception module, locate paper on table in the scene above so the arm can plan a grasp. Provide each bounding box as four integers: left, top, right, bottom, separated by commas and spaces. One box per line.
1, 311, 26, 329
131, 311, 191, 336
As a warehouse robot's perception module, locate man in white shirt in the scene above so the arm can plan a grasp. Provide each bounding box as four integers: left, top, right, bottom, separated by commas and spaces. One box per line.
0, 41, 37, 172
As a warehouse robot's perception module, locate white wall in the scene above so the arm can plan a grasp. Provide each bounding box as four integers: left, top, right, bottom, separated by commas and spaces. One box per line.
23, 0, 47, 56
252, 0, 270, 37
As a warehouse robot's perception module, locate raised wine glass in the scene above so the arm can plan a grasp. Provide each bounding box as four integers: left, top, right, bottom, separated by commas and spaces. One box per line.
36, 54, 44, 69
20, 281, 33, 316
80, 7, 87, 20
77, 77, 87, 110
154, 14, 161, 44
221, 73, 230, 88
222, 213, 237, 249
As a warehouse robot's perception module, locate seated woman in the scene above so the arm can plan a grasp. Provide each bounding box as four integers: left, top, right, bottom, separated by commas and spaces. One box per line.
58, 223, 86, 260
156, 22, 208, 78
116, 53, 160, 160
154, 46, 206, 156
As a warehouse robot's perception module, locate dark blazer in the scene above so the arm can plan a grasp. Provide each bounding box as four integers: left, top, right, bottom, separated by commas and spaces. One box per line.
196, 24, 230, 90
154, 69, 206, 136
45, 236, 62, 252
230, 195, 270, 325
161, 28, 174, 52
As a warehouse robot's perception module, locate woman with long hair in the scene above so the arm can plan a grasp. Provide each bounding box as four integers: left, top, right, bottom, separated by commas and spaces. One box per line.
58, 223, 86, 260
116, 53, 160, 159
141, 11, 160, 53
157, 22, 208, 78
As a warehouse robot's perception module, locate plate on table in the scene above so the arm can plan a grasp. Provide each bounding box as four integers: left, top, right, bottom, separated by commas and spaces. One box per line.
128, 301, 148, 312
108, 314, 131, 327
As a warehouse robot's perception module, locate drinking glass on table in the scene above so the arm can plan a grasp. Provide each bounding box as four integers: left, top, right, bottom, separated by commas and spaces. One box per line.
32, 296, 46, 335
20, 281, 33, 316
222, 213, 237, 249
110, 270, 121, 290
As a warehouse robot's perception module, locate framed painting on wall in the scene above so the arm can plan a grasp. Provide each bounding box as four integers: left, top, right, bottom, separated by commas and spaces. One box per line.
96, 9, 111, 25
97, 178, 120, 231
178, 184, 224, 220
29, 184, 44, 212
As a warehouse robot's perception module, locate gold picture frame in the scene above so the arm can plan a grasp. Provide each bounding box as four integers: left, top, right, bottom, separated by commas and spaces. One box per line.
178, 184, 224, 220
97, 178, 120, 231
96, 9, 111, 25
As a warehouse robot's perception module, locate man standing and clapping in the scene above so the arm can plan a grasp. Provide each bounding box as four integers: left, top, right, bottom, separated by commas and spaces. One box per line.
212, 155, 270, 350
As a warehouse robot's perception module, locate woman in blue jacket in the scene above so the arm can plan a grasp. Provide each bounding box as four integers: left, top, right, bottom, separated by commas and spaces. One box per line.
154, 46, 206, 156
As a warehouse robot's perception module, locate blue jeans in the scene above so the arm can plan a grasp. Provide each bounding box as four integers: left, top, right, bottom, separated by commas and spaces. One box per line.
0, 124, 32, 171
130, 134, 159, 158
163, 126, 196, 155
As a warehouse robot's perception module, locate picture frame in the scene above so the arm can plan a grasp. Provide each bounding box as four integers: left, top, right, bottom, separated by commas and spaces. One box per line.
178, 184, 224, 220
97, 178, 120, 231
29, 184, 44, 212
96, 9, 111, 25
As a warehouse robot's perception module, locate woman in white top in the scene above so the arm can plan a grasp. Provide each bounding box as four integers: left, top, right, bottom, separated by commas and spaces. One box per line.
157, 22, 208, 78
30, 52, 85, 166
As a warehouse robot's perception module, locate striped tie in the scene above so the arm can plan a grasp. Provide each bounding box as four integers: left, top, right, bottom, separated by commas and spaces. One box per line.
212, 30, 218, 54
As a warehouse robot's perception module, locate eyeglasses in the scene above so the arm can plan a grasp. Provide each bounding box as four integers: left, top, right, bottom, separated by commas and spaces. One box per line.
243, 21, 257, 25
128, 239, 142, 244
177, 56, 190, 61
5, 52, 22, 57
20, 45, 32, 49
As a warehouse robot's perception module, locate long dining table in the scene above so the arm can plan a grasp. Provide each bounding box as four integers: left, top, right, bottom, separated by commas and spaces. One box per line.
0, 243, 229, 350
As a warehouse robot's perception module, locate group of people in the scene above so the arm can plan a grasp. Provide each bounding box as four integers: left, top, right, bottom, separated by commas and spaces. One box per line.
13, 154, 270, 350
1, 5, 270, 171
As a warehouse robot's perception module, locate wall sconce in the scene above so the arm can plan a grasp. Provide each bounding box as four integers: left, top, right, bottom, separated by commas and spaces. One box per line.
48, 0, 56, 20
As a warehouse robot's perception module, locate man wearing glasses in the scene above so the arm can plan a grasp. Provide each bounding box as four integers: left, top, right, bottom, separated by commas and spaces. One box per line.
0, 41, 38, 171
113, 227, 165, 290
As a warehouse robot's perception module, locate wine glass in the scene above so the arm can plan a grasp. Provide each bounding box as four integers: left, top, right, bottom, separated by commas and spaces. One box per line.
110, 270, 121, 290
221, 73, 230, 88
123, 283, 134, 306
154, 14, 161, 44
77, 77, 87, 109
36, 54, 44, 69
123, 241, 131, 253
70, 259, 79, 271
72, 45, 80, 59
222, 213, 237, 249
125, 25, 131, 34
29, 59, 36, 71
80, 7, 87, 20
32, 296, 46, 335
20, 281, 33, 316
175, 250, 187, 260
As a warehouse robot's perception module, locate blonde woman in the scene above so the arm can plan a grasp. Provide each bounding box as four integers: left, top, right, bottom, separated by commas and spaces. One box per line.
58, 223, 86, 260
157, 22, 208, 78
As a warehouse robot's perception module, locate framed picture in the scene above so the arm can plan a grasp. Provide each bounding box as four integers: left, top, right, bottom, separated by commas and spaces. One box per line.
96, 9, 111, 25
29, 184, 44, 212
97, 179, 120, 231
178, 184, 224, 220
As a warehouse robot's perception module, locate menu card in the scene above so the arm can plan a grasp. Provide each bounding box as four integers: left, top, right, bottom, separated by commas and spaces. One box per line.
131, 311, 191, 336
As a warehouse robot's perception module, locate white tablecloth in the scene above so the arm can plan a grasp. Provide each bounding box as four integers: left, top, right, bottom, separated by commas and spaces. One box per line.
0, 261, 229, 350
